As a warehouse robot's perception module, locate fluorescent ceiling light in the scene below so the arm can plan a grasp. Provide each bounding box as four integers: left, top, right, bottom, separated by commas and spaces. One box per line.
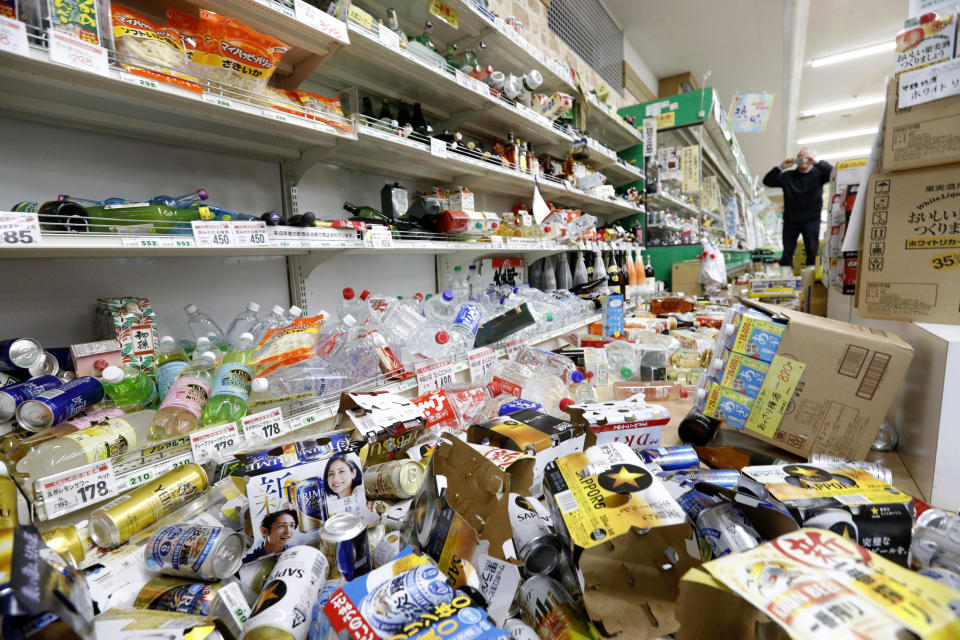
800, 96, 885, 117
817, 148, 872, 161
809, 42, 895, 68
797, 127, 878, 144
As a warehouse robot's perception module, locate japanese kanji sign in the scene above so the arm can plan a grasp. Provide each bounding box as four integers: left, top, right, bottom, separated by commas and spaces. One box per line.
729, 92, 775, 133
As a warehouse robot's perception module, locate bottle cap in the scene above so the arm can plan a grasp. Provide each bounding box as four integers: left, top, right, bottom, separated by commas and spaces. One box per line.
621, 366, 633, 379
469, 265, 477, 271
546, 313, 554, 322
435, 331, 449, 345
487, 380, 502, 396
184, 304, 198, 314
454, 266, 462, 271
196, 337, 211, 349
248, 302, 260, 312
200, 351, 217, 363
197, 188, 209, 201
360, 290, 371, 301
288, 306, 302, 318
342, 314, 356, 327
272, 305, 285, 316
240, 332, 254, 342
544, 226, 551, 232
442, 289, 454, 301
159, 336, 175, 346
343, 287, 355, 300
93, 359, 109, 372
101, 366, 124, 384
585, 370, 594, 379
415, 293, 424, 301
251, 378, 268, 393
559, 398, 575, 412
571, 371, 585, 383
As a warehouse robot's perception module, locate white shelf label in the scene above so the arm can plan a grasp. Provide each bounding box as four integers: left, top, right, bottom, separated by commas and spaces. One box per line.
0, 211, 41, 247
190, 422, 242, 465
415, 358, 455, 394
38, 460, 117, 520
505, 337, 527, 361
364, 226, 393, 248
48, 29, 109, 77
489, 236, 504, 248
119, 72, 159, 90
294, 0, 349, 42
429, 137, 447, 159
123, 452, 193, 490
119, 235, 196, 249
231, 221, 269, 247
191, 220, 233, 247
468, 347, 496, 383
378, 23, 400, 50
257, 0, 295, 17
0, 16, 30, 57
242, 407, 285, 443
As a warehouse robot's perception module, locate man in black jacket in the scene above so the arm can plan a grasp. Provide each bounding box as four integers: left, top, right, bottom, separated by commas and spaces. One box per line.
762, 147, 832, 274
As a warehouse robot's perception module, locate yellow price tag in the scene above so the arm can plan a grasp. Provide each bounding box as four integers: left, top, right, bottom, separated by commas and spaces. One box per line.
348, 4, 373, 29
744, 355, 805, 437
429, 0, 459, 29
656, 111, 675, 128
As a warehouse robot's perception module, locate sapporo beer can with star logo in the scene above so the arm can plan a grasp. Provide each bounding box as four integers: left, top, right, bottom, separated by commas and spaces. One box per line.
508, 492, 565, 575
242, 545, 328, 640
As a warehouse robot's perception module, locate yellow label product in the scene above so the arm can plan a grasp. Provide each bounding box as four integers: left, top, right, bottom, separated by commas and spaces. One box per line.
744, 355, 805, 437
63, 416, 138, 464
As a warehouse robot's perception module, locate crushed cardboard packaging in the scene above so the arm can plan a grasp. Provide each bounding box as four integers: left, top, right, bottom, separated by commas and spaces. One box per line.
856, 164, 960, 324
337, 391, 428, 465
563, 394, 670, 453
883, 68, 960, 172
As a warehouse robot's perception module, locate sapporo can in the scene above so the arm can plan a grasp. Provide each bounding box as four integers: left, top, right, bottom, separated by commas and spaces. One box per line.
0, 375, 60, 422
239, 555, 278, 602
15, 376, 105, 432
242, 545, 328, 640
695, 502, 762, 559
363, 460, 425, 500
508, 493, 564, 575
808, 453, 894, 484
89, 463, 208, 548
294, 478, 326, 532
144, 524, 245, 580
320, 512, 372, 582
358, 561, 455, 636
40, 525, 85, 568
0, 475, 17, 528
638, 445, 699, 470
518, 575, 594, 640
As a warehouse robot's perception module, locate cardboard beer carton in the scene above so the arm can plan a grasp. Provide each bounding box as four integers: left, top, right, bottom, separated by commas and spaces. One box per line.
741, 464, 915, 565
541, 442, 699, 639
337, 392, 427, 465
563, 395, 670, 453
676, 528, 960, 640
881, 80, 960, 172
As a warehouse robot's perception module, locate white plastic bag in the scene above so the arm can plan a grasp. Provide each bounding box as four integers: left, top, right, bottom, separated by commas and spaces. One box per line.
699, 242, 727, 293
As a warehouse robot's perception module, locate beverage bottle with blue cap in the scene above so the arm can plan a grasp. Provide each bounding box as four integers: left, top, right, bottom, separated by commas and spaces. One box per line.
449, 300, 482, 351
424, 289, 457, 323
516, 347, 584, 385
149, 188, 208, 208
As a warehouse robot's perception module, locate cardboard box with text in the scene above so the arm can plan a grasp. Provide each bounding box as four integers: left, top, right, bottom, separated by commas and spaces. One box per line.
882, 79, 960, 172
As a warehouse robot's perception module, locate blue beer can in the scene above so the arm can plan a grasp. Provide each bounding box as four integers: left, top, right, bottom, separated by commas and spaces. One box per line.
295, 478, 327, 532
320, 512, 371, 582
358, 562, 455, 635
0, 375, 61, 422
0, 338, 43, 373
638, 445, 699, 470
14, 376, 104, 431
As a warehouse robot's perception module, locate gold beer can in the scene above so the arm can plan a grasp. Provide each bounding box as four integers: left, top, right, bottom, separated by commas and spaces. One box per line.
363, 460, 424, 500
0, 475, 17, 528
41, 525, 85, 567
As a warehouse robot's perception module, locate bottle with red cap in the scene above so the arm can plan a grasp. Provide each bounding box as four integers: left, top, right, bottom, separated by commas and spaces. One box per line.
338, 287, 370, 325
413, 381, 505, 433
408, 324, 454, 360
488, 360, 573, 417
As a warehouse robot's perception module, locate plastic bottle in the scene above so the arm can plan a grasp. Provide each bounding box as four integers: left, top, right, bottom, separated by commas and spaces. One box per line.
593, 253, 607, 289
488, 360, 573, 416
155, 336, 189, 400
286, 305, 303, 322
225, 302, 261, 347
15, 409, 156, 480
516, 348, 584, 384
448, 266, 470, 303
570, 382, 599, 404
193, 336, 222, 361
409, 324, 454, 359
338, 288, 370, 325
466, 265, 483, 300
541, 257, 557, 292
572, 252, 588, 287
149, 189, 208, 208
149, 351, 217, 440
100, 365, 158, 409
449, 300, 482, 351
634, 250, 646, 285
479, 393, 544, 421
604, 340, 640, 380
5, 407, 126, 470
257, 305, 289, 341
184, 304, 226, 349
556, 254, 573, 291
424, 289, 456, 323
250, 360, 348, 405
528, 258, 543, 291
200, 334, 256, 427
435, 382, 504, 430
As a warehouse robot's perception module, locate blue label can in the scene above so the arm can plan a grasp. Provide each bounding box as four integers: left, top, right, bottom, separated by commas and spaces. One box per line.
0, 338, 43, 373
14, 375, 104, 431
453, 302, 482, 336
638, 445, 699, 470
499, 398, 542, 416
358, 562, 455, 635
320, 512, 371, 583
0, 375, 61, 422
295, 478, 327, 532
661, 468, 741, 490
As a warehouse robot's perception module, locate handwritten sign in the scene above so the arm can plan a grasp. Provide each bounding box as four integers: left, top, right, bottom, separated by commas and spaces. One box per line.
729, 91, 774, 133
898, 58, 960, 108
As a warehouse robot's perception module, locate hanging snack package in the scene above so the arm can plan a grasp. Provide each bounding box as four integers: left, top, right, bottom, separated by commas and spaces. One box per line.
296, 90, 353, 132
195, 9, 289, 94
111, 4, 188, 73
250, 314, 329, 376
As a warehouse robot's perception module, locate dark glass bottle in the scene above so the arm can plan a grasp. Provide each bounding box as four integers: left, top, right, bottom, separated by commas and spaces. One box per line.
378, 98, 393, 123
412, 102, 427, 133
361, 96, 375, 120
644, 254, 655, 279
397, 99, 412, 128
677, 408, 720, 446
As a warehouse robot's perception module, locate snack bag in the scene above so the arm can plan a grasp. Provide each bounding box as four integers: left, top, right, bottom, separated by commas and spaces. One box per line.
200, 9, 289, 93
166, 7, 215, 77
296, 90, 352, 132
251, 314, 329, 376
111, 3, 188, 72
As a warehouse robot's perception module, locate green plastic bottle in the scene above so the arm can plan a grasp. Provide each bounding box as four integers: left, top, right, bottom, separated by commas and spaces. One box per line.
200, 333, 256, 426
100, 365, 158, 409
155, 336, 189, 401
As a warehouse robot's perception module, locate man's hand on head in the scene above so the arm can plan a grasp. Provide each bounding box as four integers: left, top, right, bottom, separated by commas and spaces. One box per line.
780, 157, 795, 170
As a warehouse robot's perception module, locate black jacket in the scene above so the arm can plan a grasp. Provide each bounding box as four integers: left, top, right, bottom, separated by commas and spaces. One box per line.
762, 160, 833, 223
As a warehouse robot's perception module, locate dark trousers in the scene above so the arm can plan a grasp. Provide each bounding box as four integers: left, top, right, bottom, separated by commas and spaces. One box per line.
780, 218, 821, 267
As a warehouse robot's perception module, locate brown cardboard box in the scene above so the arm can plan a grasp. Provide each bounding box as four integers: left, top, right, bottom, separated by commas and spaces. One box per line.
671, 259, 701, 296
882, 80, 960, 172
800, 266, 828, 316
739, 299, 914, 460
856, 165, 960, 324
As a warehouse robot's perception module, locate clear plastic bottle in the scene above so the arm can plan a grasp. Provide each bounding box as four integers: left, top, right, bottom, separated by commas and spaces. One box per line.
449, 300, 482, 351
570, 382, 599, 404
516, 347, 584, 384
466, 265, 484, 300
540, 256, 557, 292
193, 336, 222, 361
286, 305, 303, 322
593, 253, 607, 290
488, 360, 573, 416
338, 288, 370, 325
528, 259, 543, 291
572, 252, 589, 287
604, 340, 640, 380
409, 324, 453, 359
556, 254, 573, 291
184, 304, 226, 349
479, 393, 543, 420
149, 351, 217, 440
424, 289, 457, 323
200, 334, 256, 427
225, 302, 261, 348
155, 336, 189, 401
100, 365, 158, 409
257, 305, 289, 341
15, 409, 156, 480
448, 266, 470, 303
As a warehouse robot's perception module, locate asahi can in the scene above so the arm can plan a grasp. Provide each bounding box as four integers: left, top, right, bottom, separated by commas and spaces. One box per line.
15, 376, 104, 431
695, 502, 761, 559
294, 478, 326, 532
508, 493, 564, 575
27, 352, 61, 378
0, 375, 61, 422
0, 476, 16, 528
638, 445, 699, 470
358, 561, 455, 636
363, 460, 424, 500
89, 463, 208, 548
320, 512, 372, 582
144, 524, 245, 580
518, 575, 594, 640
0, 338, 43, 373
242, 545, 328, 640
41, 525, 85, 568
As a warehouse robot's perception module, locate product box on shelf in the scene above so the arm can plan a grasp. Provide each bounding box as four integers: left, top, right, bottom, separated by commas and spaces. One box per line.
601, 293, 625, 337
95, 297, 158, 375
748, 275, 802, 296
541, 442, 699, 639
69, 339, 123, 377
856, 164, 960, 324
882, 79, 960, 172
563, 395, 669, 453
672, 259, 702, 296
337, 392, 427, 465
799, 266, 828, 316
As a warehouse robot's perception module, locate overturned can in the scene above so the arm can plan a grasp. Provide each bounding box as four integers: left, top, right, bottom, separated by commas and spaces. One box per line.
134, 575, 225, 615
372, 530, 402, 569
382, 499, 412, 531
27, 352, 61, 378
144, 524, 245, 580
15, 376, 104, 431
638, 445, 699, 471
320, 512, 372, 582
695, 502, 761, 559
238, 555, 278, 602
660, 468, 740, 490
294, 478, 327, 532
808, 453, 893, 484
508, 493, 564, 575
358, 561, 455, 636
0, 375, 61, 422
0, 338, 43, 373
41, 525, 85, 568
363, 460, 425, 500
518, 575, 594, 640
89, 463, 208, 548
0, 371, 20, 388
242, 545, 328, 640
0, 476, 17, 528
504, 617, 540, 640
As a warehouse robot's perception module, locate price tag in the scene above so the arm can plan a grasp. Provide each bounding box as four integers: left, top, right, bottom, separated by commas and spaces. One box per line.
294, 0, 349, 43
190, 422, 242, 465
0, 16, 30, 57
415, 359, 455, 394
378, 23, 400, 50
348, 4, 373, 29
468, 347, 496, 383
489, 235, 504, 248
505, 337, 527, 361
242, 407, 286, 443
119, 72, 159, 90
364, 226, 393, 248
231, 221, 269, 247
38, 460, 117, 520
0, 211, 41, 247
191, 220, 233, 247
119, 235, 196, 249
48, 29, 109, 76
429, 137, 447, 159
123, 452, 193, 490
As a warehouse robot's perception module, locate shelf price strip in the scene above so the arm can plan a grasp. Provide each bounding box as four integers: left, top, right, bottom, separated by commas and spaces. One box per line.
38, 459, 118, 520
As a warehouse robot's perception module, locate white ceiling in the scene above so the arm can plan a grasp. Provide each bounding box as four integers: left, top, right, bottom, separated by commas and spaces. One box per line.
605, 0, 907, 181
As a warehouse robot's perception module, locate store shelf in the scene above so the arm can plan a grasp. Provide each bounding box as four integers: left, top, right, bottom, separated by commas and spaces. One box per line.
648, 192, 702, 218
583, 94, 645, 151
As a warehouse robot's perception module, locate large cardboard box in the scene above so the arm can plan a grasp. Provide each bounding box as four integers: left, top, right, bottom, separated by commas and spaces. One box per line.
671, 259, 701, 296
799, 266, 828, 316
882, 79, 960, 172
737, 299, 914, 460
856, 164, 960, 324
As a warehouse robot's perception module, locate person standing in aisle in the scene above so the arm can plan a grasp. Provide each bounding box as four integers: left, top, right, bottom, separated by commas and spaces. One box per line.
762, 147, 832, 275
